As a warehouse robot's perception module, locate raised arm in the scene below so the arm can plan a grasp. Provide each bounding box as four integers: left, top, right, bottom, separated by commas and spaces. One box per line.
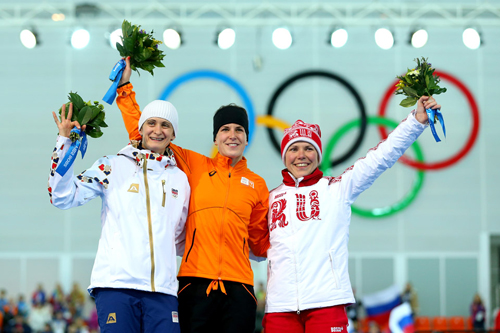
49, 103, 105, 208
116, 56, 142, 141
337, 96, 440, 204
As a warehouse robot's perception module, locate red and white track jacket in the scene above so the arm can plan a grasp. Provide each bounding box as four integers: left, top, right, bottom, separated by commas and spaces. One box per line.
265, 112, 427, 313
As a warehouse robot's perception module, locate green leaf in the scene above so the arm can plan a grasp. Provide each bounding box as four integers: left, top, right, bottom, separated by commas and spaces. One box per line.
399, 97, 418, 107
116, 42, 126, 57
86, 128, 103, 138
78, 106, 93, 125
402, 86, 419, 97
121, 20, 131, 35
68, 92, 85, 110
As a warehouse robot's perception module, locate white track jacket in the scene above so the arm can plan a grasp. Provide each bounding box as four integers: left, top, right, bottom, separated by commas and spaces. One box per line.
266, 113, 427, 313
48, 137, 190, 297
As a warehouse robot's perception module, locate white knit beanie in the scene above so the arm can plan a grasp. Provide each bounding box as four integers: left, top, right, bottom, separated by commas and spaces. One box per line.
139, 100, 179, 136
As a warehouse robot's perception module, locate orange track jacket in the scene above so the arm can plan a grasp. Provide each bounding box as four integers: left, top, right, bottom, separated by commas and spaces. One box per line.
116, 84, 270, 286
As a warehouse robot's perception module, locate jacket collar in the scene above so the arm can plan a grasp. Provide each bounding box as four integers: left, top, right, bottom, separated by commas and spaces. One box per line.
213, 152, 248, 173
118, 143, 177, 170
282, 167, 323, 187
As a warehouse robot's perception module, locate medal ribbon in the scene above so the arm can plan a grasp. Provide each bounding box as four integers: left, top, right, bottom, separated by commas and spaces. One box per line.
426, 108, 446, 142
102, 59, 126, 105
56, 127, 88, 176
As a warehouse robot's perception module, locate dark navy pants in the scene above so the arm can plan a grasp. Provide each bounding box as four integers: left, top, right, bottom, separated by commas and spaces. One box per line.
94, 288, 180, 333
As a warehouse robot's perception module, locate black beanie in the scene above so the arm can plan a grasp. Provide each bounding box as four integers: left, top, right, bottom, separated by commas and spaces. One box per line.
213, 105, 249, 141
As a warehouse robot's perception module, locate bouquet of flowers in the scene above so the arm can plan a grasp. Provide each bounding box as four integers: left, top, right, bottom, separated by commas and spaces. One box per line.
395, 57, 447, 141
395, 57, 447, 108
59, 92, 107, 142
116, 20, 165, 76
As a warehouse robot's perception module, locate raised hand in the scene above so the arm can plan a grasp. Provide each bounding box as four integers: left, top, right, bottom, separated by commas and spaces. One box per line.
52, 103, 86, 138
118, 56, 132, 86
415, 95, 441, 124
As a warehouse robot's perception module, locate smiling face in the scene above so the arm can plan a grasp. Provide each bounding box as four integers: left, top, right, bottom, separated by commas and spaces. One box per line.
214, 123, 248, 166
284, 141, 319, 179
139, 117, 175, 154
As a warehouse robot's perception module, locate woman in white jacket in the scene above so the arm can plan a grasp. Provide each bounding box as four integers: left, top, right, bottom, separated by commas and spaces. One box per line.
48, 101, 190, 333
263, 96, 440, 333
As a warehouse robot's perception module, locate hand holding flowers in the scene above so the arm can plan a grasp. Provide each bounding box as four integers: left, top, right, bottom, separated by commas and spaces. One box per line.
395, 57, 447, 142
116, 20, 165, 76
57, 92, 107, 142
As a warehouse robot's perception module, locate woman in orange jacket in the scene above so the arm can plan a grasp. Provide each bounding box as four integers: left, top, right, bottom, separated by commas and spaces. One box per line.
115, 57, 270, 333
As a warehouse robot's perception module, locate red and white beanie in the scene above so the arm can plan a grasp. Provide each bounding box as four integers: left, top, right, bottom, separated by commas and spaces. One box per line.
280, 120, 322, 164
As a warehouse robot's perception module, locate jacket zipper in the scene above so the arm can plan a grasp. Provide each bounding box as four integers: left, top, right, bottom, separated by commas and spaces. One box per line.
291, 199, 300, 314
218, 169, 232, 281
143, 157, 156, 292
161, 179, 166, 207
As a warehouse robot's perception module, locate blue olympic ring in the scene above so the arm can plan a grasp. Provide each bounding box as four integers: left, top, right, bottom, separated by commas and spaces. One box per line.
158, 69, 256, 146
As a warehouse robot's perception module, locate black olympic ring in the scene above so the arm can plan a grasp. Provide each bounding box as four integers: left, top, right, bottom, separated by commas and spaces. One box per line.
265, 70, 368, 167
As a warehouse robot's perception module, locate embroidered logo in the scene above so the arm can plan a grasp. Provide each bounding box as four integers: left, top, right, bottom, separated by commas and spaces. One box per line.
270, 199, 287, 232
331, 327, 343, 332
128, 183, 139, 193
106, 313, 116, 324
172, 311, 179, 323
296, 190, 320, 221
241, 177, 254, 188
171, 188, 178, 198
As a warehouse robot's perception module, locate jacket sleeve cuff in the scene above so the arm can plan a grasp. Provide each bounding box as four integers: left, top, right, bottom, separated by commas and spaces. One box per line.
117, 82, 134, 97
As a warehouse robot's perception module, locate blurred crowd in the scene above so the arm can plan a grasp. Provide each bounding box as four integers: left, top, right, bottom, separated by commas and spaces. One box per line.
0, 281, 492, 333
0, 283, 98, 333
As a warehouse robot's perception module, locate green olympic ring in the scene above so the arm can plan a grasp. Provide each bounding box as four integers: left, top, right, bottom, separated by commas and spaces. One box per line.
320, 116, 425, 218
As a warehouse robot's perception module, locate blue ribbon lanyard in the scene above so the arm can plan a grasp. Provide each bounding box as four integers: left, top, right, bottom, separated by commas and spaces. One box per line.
426, 108, 446, 142
102, 59, 126, 105
56, 127, 88, 176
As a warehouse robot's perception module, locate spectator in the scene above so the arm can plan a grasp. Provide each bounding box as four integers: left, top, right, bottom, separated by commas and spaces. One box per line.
346, 288, 362, 332
50, 312, 66, 333
31, 285, 46, 307
49, 284, 66, 315
471, 293, 486, 331
16, 295, 29, 319
5, 314, 32, 333
0, 289, 8, 312
401, 283, 419, 317
28, 300, 51, 333
66, 283, 84, 319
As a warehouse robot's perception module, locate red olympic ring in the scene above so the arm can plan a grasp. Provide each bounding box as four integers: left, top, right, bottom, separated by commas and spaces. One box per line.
377, 70, 480, 171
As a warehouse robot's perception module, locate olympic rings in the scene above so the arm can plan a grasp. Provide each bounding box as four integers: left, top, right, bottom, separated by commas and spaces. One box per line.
160, 68, 480, 217
265, 71, 368, 168
377, 70, 480, 170
159, 69, 257, 146
321, 117, 425, 218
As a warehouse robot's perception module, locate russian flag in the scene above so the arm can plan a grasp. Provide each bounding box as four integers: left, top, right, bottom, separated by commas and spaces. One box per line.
362, 285, 402, 328
389, 302, 415, 333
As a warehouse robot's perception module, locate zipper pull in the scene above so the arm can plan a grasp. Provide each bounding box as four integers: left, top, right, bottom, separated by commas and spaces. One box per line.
229, 172, 231, 178
162, 180, 166, 207
297, 309, 300, 315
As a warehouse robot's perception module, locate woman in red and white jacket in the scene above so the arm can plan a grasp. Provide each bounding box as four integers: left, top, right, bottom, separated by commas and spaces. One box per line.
264, 96, 441, 333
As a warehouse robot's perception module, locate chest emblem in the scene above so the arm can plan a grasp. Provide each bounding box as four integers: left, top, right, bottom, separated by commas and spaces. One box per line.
241, 177, 254, 188
296, 190, 321, 221
127, 183, 139, 193
270, 199, 287, 232
171, 188, 178, 198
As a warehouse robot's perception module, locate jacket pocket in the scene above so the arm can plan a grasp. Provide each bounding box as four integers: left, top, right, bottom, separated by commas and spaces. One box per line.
185, 229, 196, 262
328, 250, 340, 289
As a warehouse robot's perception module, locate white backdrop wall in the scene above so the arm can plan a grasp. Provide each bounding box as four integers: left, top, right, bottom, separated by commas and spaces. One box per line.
0, 8, 499, 318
